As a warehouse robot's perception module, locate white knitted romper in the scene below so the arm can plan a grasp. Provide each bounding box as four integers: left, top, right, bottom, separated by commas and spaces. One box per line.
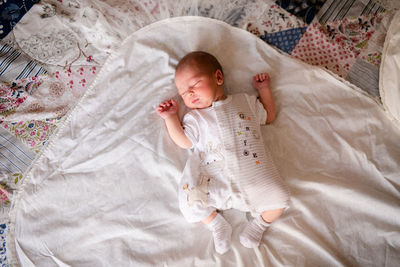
179, 93, 290, 223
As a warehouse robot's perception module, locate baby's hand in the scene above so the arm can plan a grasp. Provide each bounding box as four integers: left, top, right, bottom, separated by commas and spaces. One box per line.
157, 99, 179, 119
252, 73, 271, 91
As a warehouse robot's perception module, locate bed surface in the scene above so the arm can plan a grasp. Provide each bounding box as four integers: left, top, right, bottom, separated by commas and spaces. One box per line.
5, 16, 400, 266
1, 1, 400, 266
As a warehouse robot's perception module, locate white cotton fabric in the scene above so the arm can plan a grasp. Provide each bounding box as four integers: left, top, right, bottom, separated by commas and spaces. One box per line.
179, 94, 289, 223
6, 0, 272, 121
183, 94, 267, 147
7, 17, 400, 266
380, 9, 400, 126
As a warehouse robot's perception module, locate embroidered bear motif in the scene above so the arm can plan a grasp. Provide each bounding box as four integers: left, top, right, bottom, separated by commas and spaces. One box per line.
199, 142, 224, 166
183, 175, 211, 207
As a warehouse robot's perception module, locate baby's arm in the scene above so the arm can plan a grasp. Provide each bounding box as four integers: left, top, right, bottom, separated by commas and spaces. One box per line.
252, 73, 276, 124
157, 99, 193, 149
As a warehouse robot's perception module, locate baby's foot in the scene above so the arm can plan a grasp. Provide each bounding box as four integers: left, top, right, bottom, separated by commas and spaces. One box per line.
240, 216, 270, 248
206, 213, 232, 254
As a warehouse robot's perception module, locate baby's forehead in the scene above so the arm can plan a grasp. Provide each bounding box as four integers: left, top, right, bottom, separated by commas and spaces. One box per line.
175, 61, 206, 79
178, 58, 207, 71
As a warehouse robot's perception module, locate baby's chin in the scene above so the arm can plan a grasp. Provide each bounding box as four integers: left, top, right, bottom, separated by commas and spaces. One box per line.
185, 100, 212, 109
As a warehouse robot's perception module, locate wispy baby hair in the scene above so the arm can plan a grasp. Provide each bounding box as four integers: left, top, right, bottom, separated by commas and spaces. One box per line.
176, 51, 223, 76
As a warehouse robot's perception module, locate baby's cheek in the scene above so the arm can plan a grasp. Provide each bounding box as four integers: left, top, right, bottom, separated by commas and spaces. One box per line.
183, 99, 194, 109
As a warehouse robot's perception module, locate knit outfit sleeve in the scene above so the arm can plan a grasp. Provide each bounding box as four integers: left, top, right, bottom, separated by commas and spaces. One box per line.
182, 111, 200, 148
245, 94, 267, 125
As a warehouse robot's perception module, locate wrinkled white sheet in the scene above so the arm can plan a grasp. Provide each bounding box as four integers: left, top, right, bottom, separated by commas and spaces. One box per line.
8, 17, 400, 266
380, 9, 400, 125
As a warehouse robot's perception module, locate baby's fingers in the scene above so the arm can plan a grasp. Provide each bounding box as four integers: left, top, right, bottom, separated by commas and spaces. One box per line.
157, 101, 168, 111
159, 100, 171, 107
253, 74, 262, 82
169, 99, 178, 107
258, 73, 268, 81
157, 99, 178, 112
157, 104, 165, 111
262, 73, 268, 80
156, 105, 166, 114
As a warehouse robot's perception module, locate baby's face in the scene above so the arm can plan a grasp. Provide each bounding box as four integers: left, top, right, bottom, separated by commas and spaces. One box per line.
175, 65, 223, 109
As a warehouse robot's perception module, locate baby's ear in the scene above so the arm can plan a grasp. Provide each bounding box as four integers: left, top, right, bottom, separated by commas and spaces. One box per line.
215, 69, 224, 85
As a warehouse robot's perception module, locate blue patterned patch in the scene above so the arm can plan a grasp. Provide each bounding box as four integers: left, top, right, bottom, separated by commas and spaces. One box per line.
0, 224, 7, 267
0, 0, 40, 39
275, 0, 326, 24
260, 27, 307, 54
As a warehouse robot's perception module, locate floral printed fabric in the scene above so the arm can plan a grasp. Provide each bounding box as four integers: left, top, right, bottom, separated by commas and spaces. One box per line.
358, 11, 393, 67
54, 65, 98, 99
1, 118, 60, 153
0, 66, 98, 122
0, 76, 42, 118
322, 13, 384, 58
345, 11, 393, 101
0, 1, 101, 121
291, 12, 384, 78
266, 0, 388, 89
0, 118, 58, 267
247, 3, 306, 35
246, 2, 307, 53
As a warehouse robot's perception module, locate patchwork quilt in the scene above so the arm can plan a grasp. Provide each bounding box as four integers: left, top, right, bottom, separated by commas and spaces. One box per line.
0, 0, 399, 265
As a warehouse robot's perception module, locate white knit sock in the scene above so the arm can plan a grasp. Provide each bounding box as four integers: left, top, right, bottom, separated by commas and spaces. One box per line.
240, 215, 270, 248
206, 213, 232, 254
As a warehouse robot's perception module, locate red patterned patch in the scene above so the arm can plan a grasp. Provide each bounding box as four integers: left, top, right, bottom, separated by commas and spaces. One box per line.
292, 23, 356, 78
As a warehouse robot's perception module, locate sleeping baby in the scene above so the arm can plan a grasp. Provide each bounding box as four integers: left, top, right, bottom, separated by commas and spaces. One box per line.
156, 51, 290, 254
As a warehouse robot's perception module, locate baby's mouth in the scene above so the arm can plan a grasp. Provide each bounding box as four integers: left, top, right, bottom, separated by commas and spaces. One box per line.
192, 98, 199, 104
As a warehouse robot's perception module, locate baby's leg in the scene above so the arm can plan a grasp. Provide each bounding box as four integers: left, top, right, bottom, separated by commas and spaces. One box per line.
203, 210, 232, 254
261, 208, 285, 223
240, 208, 285, 248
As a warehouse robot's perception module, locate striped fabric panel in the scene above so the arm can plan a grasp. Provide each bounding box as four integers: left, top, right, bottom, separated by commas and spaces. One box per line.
346, 58, 380, 98
0, 128, 36, 175
361, 0, 386, 15
318, 0, 385, 24
0, 44, 13, 57
0, 48, 21, 76
214, 94, 290, 210
16, 61, 47, 80
0, 43, 47, 82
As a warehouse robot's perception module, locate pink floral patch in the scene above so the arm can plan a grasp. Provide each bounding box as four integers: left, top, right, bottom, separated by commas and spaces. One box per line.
0, 77, 43, 118
1, 118, 60, 153
292, 23, 357, 78
0, 186, 9, 203
54, 65, 98, 98
322, 14, 383, 57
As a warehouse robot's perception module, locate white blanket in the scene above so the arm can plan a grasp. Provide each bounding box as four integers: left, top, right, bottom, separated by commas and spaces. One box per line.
8, 17, 400, 266
380, 10, 400, 125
